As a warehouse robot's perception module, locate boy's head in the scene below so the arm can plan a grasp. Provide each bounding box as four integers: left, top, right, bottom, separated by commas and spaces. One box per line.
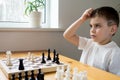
90, 6, 119, 28
89, 6, 119, 44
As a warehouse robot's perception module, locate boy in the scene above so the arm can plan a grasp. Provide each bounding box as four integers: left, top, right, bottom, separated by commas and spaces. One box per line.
63, 6, 120, 75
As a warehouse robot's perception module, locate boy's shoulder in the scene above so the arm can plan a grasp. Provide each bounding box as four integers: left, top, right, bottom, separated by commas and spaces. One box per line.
109, 41, 120, 55
111, 41, 120, 49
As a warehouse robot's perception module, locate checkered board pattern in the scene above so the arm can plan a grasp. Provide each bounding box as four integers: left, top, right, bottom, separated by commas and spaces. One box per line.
0, 56, 67, 79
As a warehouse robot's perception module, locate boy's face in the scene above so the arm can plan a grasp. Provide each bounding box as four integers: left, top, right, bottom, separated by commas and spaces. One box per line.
90, 16, 116, 45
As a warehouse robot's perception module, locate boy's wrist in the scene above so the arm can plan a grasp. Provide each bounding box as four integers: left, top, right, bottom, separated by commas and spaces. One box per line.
79, 17, 86, 23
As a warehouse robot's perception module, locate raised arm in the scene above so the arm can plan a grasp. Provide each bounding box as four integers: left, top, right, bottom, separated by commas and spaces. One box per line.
63, 8, 93, 46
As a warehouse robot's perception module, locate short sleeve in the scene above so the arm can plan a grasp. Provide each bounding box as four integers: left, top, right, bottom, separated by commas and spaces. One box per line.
108, 48, 120, 76
78, 37, 89, 50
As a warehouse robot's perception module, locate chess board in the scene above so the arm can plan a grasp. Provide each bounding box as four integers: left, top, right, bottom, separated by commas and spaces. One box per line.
0, 56, 68, 79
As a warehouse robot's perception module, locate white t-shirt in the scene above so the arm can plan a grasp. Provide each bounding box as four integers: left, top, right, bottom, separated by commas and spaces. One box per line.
78, 37, 120, 75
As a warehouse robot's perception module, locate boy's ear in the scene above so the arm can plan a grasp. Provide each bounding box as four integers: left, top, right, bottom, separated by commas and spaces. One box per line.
111, 25, 117, 35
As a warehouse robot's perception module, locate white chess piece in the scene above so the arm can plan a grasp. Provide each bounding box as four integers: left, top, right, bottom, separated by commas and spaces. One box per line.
77, 72, 83, 80
55, 66, 65, 80
6, 51, 13, 66
27, 52, 31, 61
55, 66, 61, 80
31, 54, 34, 62
64, 74, 70, 80
77, 71, 87, 80
64, 71, 71, 80
61, 66, 65, 80
66, 65, 71, 73
82, 71, 88, 80
72, 67, 78, 80
64, 65, 71, 80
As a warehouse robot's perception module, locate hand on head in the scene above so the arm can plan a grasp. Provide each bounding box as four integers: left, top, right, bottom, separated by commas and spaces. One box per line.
80, 8, 94, 21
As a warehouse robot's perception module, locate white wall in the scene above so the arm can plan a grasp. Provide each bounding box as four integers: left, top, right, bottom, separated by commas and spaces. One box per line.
59, 0, 120, 28
0, 30, 81, 60
0, 0, 120, 60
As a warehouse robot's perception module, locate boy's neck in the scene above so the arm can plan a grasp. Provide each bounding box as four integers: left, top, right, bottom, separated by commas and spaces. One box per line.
97, 40, 112, 45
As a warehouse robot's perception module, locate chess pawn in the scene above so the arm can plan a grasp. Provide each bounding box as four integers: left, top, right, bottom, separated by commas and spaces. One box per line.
52, 49, 56, 62
64, 76, 69, 80
64, 73, 70, 80
27, 52, 32, 61
77, 71, 87, 80
61, 66, 65, 80
41, 53, 46, 63
25, 71, 29, 80
30, 70, 35, 80
64, 72, 71, 80
11, 74, 15, 80
64, 65, 71, 80
72, 67, 78, 80
6, 51, 13, 66
47, 49, 51, 60
55, 66, 61, 80
18, 59, 24, 70
77, 72, 83, 80
82, 71, 88, 80
18, 73, 22, 80
66, 65, 71, 74
55, 53, 60, 64
37, 69, 44, 80
31, 54, 34, 62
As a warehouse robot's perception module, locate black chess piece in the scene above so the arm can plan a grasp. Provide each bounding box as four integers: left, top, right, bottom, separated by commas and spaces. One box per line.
25, 71, 29, 80
18, 59, 24, 70
52, 49, 56, 62
55, 53, 60, 64
47, 49, 51, 60
41, 52, 46, 63
11, 74, 15, 80
37, 69, 44, 80
18, 73, 22, 80
30, 70, 35, 80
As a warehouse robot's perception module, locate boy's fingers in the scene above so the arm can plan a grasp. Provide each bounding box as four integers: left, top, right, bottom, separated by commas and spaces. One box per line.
87, 8, 94, 16
87, 8, 94, 14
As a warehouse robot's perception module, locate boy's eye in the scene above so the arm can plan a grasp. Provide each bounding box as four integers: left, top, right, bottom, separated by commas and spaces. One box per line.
95, 24, 101, 28
89, 24, 101, 28
89, 24, 92, 28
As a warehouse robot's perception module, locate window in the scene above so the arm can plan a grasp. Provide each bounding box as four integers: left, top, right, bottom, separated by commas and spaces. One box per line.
0, 0, 59, 28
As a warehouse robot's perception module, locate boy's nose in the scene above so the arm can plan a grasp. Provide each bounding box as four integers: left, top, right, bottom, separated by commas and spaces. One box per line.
90, 27, 96, 33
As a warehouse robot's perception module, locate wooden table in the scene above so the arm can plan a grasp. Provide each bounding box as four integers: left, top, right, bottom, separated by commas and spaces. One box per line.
0, 51, 120, 80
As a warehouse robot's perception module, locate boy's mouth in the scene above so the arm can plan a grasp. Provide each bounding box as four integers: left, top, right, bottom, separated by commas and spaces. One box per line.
90, 35, 96, 38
